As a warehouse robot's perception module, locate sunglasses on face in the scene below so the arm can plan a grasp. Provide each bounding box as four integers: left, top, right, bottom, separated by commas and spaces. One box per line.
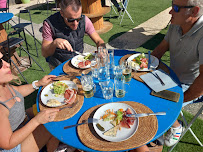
172, 3, 194, 13
65, 16, 82, 23
0, 59, 3, 69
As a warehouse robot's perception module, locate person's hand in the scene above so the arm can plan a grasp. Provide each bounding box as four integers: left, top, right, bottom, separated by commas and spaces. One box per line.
34, 108, 59, 124
54, 38, 73, 52
36, 75, 57, 87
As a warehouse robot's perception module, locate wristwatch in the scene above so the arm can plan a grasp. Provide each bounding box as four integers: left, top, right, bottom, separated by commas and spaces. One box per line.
32, 80, 39, 90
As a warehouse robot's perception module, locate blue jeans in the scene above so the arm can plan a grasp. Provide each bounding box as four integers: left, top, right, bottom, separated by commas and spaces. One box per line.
182, 84, 203, 107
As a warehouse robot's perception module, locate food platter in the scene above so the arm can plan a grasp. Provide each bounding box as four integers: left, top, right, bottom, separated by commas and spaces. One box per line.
40, 80, 78, 107
71, 53, 96, 69
127, 53, 159, 71
93, 102, 139, 142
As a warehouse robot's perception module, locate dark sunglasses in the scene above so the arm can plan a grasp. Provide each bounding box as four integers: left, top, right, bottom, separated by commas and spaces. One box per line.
66, 16, 82, 23
0, 59, 3, 69
172, 3, 194, 13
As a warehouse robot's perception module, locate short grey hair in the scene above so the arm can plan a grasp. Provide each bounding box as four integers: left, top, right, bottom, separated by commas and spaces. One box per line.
59, 0, 82, 12
187, 0, 203, 17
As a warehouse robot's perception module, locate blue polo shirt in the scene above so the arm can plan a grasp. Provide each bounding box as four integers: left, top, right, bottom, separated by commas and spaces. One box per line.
165, 15, 203, 84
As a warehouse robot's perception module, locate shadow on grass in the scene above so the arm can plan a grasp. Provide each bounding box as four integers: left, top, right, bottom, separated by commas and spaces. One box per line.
109, 27, 164, 50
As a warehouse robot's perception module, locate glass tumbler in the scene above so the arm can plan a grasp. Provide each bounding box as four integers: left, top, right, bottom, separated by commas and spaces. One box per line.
114, 75, 125, 98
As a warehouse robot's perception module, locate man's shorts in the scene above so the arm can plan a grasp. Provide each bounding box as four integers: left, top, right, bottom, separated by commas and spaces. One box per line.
182, 84, 203, 107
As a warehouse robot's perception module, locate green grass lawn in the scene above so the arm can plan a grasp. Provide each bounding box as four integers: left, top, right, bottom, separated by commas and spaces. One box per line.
18, 0, 171, 45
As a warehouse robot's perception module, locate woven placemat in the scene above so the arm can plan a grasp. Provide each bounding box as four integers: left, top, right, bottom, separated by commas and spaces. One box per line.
39, 76, 84, 122
77, 101, 158, 151
119, 54, 170, 82
63, 60, 91, 76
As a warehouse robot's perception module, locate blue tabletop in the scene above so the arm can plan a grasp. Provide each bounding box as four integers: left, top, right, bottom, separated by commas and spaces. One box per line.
37, 50, 183, 152
0, 13, 13, 24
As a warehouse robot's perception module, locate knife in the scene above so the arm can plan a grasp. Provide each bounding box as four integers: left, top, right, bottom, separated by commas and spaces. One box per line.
64, 118, 99, 129
126, 112, 166, 118
148, 51, 151, 69
74, 50, 85, 56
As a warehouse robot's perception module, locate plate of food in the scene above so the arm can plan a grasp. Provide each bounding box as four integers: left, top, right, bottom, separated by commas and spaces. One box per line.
127, 53, 159, 71
71, 53, 96, 69
93, 102, 139, 142
40, 80, 78, 107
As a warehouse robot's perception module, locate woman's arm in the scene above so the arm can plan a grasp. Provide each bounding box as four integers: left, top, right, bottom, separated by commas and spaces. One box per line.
0, 107, 58, 150
12, 75, 57, 97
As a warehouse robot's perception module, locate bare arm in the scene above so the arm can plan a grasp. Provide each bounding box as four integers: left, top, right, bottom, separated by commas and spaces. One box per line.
12, 75, 57, 97
41, 39, 74, 58
89, 31, 105, 48
0, 107, 59, 150
184, 65, 203, 102
151, 39, 169, 59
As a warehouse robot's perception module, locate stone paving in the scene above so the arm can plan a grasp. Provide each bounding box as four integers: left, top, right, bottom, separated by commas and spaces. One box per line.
9, 0, 203, 120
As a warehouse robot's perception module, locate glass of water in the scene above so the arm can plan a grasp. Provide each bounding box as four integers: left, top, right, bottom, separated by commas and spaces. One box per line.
114, 64, 124, 77
114, 75, 125, 98
100, 81, 114, 100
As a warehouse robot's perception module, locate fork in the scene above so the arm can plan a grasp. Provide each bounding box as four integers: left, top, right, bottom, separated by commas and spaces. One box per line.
59, 100, 78, 110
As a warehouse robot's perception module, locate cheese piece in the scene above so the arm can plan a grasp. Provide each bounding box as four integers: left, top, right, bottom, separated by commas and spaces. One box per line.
110, 120, 117, 127
103, 125, 119, 137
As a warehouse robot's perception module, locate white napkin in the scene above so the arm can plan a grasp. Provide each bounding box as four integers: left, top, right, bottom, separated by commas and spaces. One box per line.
140, 69, 178, 92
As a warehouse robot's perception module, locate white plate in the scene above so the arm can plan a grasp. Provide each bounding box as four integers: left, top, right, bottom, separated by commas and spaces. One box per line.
93, 103, 139, 142
71, 53, 96, 69
40, 80, 78, 107
127, 53, 159, 71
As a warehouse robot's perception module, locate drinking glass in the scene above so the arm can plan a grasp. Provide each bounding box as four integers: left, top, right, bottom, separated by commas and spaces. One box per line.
114, 64, 124, 77
91, 53, 100, 79
122, 61, 132, 82
114, 75, 125, 98
100, 81, 114, 99
108, 49, 115, 79
97, 47, 110, 83
81, 74, 96, 98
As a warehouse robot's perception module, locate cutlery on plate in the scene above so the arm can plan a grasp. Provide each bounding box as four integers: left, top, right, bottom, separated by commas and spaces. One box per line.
74, 50, 85, 56
52, 74, 68, 81
64, 118, 99, 129
126, 112, 166, 118
59, 100, 78, 110
148, 51, 151, 69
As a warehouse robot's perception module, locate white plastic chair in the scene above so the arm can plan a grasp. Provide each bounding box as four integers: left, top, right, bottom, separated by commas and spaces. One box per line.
119, 0, 134, 25
169, 105, 203, 152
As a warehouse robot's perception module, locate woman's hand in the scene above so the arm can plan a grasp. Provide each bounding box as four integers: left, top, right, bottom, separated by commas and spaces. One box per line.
34, 108, 59, 125
36, 75, 57, 87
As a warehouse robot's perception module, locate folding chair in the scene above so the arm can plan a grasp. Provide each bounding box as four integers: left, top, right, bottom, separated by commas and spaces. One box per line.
169, 104, 203, 152
12, 10, 39, 57
119, 0, 134, 25
0, 28, 44, 83
107, 0, 118, 18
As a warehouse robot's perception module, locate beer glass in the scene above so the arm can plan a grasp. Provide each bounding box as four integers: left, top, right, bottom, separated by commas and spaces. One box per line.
81, 75, 96, 98
122, 61, 132, 82
114, 75, 125, 98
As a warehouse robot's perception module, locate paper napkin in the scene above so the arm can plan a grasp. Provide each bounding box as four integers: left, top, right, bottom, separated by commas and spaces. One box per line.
140, 69, 178, 92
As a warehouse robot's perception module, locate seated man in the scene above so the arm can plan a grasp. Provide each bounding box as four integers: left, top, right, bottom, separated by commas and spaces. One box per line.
42, 0, 105, 70
151, 0, 203, 147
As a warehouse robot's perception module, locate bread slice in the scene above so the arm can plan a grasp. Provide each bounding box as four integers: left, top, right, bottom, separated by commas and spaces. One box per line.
103, 125, 119, 137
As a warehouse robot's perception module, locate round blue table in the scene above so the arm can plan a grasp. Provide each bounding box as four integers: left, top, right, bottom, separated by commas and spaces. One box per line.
37, 50, 183, 152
